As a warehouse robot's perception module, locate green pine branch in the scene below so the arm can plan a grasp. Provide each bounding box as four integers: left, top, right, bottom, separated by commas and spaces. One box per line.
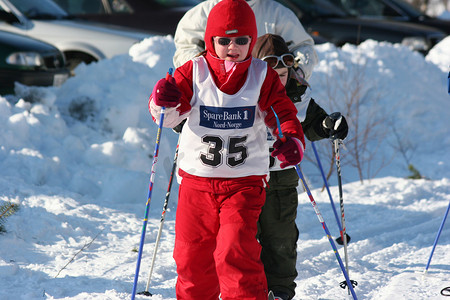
407, 164, 423, 180
0, 202, 19, 233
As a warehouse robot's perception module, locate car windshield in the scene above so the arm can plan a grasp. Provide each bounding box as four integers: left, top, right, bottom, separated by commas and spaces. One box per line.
9, 0, 69, 19
328, 0, 422, 18
281, 0, 350, 18
52, 0, 133, 15
380, 0, 423, 18
106, 0, 133, 13
153, 0, 202, 8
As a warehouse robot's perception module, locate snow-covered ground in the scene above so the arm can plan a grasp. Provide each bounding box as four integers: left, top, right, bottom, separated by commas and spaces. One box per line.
425, 0, 450, 18
0, 32, 449, 299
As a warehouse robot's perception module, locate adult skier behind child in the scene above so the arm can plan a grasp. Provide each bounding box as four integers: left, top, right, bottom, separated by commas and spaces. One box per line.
253, 34, 349, 300
148, 1, 305, 299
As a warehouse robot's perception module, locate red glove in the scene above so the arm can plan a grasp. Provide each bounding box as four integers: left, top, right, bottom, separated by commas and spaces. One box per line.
271, 137, 304, 168
152, 77, 181, 107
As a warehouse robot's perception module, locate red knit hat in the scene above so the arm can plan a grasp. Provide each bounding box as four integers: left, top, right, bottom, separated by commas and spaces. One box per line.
204, 0, 257, 59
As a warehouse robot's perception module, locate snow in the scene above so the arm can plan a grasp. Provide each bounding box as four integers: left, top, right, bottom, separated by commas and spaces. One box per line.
0, 32, 449, 300
426, 0, 450, 18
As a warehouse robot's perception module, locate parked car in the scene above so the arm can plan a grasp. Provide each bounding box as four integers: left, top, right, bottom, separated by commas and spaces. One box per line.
52, 0, 202, 36
275, 0, 446, 54
0, 30, 70, 95
330, 0, 450, 35
52, 0, 331, 44
0, 0, 152, 71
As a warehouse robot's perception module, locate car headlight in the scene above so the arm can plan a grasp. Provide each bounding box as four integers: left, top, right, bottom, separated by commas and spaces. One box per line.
6, 52, 45, 67
401, 37, 429, 52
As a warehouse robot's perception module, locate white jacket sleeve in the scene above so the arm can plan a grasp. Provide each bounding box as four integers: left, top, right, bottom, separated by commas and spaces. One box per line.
149, 99, 187, 128
173, 0, 220, 68
294, 88, 312, 122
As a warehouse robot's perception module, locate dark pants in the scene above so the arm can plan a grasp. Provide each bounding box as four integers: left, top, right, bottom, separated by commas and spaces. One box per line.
257, 168, 299, 300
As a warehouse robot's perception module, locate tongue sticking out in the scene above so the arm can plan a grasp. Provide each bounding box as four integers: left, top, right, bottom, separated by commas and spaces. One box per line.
225, 59, 237, 72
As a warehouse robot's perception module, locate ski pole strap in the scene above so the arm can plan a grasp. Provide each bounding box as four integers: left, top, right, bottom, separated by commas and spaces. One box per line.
270, 106, 286, 142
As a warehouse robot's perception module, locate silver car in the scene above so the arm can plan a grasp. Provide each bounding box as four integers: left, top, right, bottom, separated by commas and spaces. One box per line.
0, 0, 153, 70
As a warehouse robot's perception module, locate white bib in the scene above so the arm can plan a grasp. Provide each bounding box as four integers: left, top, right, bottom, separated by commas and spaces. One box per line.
178, 56, 269, 178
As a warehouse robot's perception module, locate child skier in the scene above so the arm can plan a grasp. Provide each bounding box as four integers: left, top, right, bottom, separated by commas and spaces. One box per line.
252, 33, 348, 300
148, 1, 305, 299
172, 0, 318, 81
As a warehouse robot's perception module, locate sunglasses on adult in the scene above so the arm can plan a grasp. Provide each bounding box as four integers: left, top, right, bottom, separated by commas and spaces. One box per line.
261, 54, 295, 69
214, 36, 250, 46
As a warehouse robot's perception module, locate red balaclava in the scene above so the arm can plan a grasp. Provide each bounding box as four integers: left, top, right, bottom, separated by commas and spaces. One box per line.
204, 0, 258, 60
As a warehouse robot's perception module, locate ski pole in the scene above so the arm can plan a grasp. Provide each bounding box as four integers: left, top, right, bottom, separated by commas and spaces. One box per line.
333, 136, 354, 293
139, 135, 181, 296
131, 68, 173, 300
327, 111, 355, 291
311, 141, 351, 245
296, 165, 358, 299
270, 107, 358, 299
424, 199, 450, 273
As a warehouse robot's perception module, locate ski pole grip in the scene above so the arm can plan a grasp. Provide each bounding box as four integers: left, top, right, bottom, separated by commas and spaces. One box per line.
329, 111, 341, 121
159, 68, 174, 112
166, 68, 174, 80
328, 112, 342, 140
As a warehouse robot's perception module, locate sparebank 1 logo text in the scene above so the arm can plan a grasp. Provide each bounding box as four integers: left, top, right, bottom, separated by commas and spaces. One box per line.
199, 106, 255, 129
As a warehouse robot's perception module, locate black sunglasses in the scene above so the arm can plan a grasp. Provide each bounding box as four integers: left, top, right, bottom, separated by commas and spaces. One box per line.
261, 54, 295, 68
215, 37, 250, 46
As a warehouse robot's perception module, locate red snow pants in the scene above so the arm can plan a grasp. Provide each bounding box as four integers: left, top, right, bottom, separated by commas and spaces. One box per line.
174, 169, 268, 300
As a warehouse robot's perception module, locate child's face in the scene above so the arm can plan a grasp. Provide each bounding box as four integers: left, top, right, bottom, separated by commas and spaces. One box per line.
213, 36, 251, 62
275, 67, 289, 86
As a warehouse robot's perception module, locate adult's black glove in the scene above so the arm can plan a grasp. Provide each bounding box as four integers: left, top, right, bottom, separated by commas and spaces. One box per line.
322, 112, 348, 140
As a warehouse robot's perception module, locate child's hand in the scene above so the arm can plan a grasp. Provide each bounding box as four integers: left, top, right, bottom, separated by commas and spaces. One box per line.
271, 137, 304, 168
152, 77, 181, 107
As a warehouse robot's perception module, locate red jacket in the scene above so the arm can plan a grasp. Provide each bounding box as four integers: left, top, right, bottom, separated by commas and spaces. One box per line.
170, 52, 305, 147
